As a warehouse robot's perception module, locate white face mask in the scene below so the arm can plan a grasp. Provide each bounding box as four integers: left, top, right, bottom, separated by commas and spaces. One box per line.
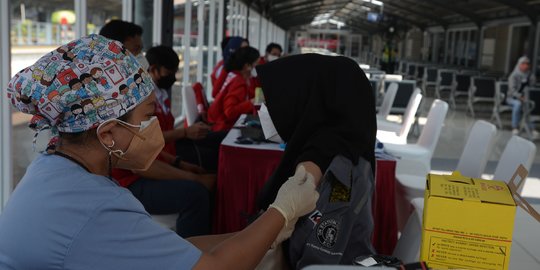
251, 67, 258, 77
258, 103, 283, 143
135, 53, 150, 70
267, 55, 279, 62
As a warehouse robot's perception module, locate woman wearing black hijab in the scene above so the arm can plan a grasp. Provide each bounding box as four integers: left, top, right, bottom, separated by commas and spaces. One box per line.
256, 53, 377, 268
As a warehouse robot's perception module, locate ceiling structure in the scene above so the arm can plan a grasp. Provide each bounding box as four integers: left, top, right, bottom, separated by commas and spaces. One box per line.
244, 0, 540, 33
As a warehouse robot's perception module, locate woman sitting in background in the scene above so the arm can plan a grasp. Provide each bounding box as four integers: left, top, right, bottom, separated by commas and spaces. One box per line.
208, 46, 260, 132
507, 56, 537, 137
211, 36, 249, 98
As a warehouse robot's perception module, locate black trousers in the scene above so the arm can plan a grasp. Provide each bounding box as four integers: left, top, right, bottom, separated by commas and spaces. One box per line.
175, 131, 228, 173
128, 178, 210, 238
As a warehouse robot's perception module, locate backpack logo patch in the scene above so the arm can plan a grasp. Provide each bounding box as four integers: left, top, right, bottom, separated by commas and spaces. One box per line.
316, 219, 339, 248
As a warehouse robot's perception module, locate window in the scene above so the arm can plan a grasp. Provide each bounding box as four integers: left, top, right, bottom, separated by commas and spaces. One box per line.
10, 0, 75, 183
87, 0, 122, 35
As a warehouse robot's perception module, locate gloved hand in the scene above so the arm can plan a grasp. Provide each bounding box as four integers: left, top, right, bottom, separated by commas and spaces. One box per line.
269, 165, 319, 228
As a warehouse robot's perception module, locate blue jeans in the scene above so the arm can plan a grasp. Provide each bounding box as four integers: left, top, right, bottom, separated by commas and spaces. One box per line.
507, 98, 522, 129
507, 98, 534, 129
128, 178, 210, 238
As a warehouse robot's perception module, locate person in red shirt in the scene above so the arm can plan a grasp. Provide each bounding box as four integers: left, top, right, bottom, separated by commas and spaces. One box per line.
208, 46, 260, 131
211, 37, 249, 98
210, 37, 231, 90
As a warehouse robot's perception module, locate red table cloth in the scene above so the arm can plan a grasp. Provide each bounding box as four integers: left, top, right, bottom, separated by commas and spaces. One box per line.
214, 141, 397, 254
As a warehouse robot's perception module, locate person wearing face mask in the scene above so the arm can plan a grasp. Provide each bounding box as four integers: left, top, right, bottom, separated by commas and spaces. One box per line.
135, 45, 223, 172
507, 56, 538, 137
258, 43, 283, 66
211, 36, 250, 98
208, 46, 261, 132
99, 19, 149, 69
0, 35, 319, 270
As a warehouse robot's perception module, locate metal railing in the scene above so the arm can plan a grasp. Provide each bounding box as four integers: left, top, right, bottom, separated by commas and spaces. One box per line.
11, 20, 76, 46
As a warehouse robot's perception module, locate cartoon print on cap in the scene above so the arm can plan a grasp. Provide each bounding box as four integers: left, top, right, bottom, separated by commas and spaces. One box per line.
81, 99, 98, 124
80, 73, 100, 96
5, 34, 155, 135
90, 67, 112, 90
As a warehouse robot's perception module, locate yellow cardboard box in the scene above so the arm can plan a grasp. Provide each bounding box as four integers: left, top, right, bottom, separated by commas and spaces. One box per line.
420, 171, 516, 270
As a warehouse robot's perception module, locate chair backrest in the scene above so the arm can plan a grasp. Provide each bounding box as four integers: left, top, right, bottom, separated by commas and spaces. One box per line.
461, 70, 480, 76
182, 85, 199, 126
387, 80, 417, 109
496, 81, 509, 105
472, 77, 496, 98
400, 61, 408, 74
438, 69, 455, 86
417, 100, 449, 156
407, 64, 416, 77
426, 68, 438, 82
493, 136, 536, 183
455, 74, 472, 92
383, 74, 403, 81
378, 82, 398, 119
416, 66, 425, 80
528, 88, 540, 116
456, 120, 497, 178
370, 79, 380, 101
398, 88, 423, 137
366, 70, 385, 76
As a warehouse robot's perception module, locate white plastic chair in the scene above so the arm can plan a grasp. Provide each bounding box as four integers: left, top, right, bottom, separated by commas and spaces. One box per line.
456, 120, 497, 178
393, 198, 424, 264
395, 120, 497, 199
387, 100, 448, 230
182, 85, 199, 126
493, 135, 536, 183
383, 99, 449, 173
151, 214, 178, 231
376, 82, 398, 120
377, 88, 423, 145
394, 120, 497, 229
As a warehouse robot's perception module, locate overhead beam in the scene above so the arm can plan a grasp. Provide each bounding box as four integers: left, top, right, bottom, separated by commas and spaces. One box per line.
384, 1, 449, 28
427, 0, 483, 26
384, 11, 428, 30
272, 3, 347, 20
346, 18, 385, 32
491, 0, 538, 23
271, 0, 323, 14
272, 9, 323, 21
340, 1, 427, 30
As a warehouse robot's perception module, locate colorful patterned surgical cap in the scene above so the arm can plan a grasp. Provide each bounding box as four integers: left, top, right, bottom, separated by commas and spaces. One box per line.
6, 34, 155, 135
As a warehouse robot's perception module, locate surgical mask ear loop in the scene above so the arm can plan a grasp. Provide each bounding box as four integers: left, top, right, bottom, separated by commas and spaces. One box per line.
107, 141, 115, 179
105, 140, 128, 175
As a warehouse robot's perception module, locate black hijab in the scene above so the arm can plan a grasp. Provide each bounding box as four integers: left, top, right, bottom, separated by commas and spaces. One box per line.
255, 53, 376, 210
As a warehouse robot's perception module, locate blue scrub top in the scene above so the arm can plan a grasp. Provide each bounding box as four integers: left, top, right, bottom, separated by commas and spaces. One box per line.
0, 154, 202, 270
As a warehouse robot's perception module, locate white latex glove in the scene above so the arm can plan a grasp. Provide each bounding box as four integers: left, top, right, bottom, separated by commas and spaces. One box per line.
271, 217, 298, 249
269, 165, 320, 227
